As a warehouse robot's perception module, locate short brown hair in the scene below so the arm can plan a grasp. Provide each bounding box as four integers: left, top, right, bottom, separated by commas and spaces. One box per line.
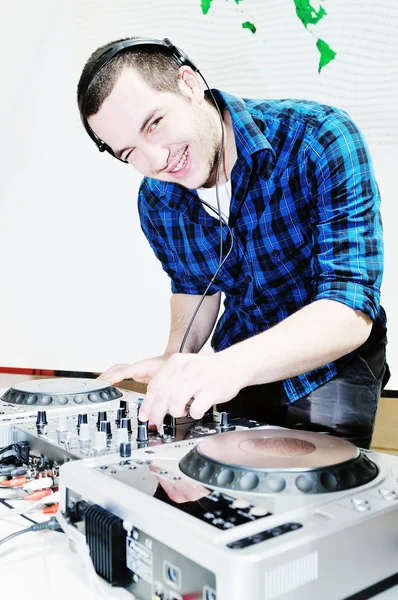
79, 38, 182, 117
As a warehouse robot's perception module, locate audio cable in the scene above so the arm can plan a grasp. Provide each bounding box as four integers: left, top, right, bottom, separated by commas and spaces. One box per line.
179, 75, 234, 353
0, 517, 61, 548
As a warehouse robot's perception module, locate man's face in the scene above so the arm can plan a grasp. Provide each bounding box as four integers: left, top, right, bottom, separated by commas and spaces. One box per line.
88, 67, 221, 189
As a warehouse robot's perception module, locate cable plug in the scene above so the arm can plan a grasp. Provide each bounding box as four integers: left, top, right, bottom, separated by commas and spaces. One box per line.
42, 504, 59, 514
31, 517, 62, 532
0, 517, 63, 548
24, 488, 53, 501
23, 476, 53, 491
0, 476, 27, 487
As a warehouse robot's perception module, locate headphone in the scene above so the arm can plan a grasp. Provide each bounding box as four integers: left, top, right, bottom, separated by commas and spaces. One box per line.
77, 37, 199, 162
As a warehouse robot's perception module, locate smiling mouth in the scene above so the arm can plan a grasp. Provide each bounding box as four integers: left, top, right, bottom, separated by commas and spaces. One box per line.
168, 147, 189, 173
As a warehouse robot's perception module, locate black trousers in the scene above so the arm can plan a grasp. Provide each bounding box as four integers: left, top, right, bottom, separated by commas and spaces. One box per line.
225, 340, 390, 449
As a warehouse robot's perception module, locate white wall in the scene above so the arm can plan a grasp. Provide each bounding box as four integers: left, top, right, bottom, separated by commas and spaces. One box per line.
0, 0, 397, 385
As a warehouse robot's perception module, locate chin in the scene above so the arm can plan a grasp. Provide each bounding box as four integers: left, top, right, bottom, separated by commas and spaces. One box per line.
175, 174, 207, 191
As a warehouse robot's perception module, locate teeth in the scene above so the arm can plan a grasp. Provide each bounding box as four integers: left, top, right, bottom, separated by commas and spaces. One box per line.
170, 148, 188, 172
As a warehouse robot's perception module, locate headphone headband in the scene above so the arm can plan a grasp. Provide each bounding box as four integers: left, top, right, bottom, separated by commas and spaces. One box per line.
78, 37, 198, 161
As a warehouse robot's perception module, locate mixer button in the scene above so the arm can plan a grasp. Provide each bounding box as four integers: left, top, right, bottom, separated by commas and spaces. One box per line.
267, 475, 286, 493
26, 395, 38, 405
240, 472, 259, 492
39, 395, 53, 405
270, 528, 282, 536
352, 497, 368, 506
356, 505, 371, 512
231, 499, 250, 510
295, 474, 314, 493
352, 501, 371, 512
379, 489, 397, 501
249, 505, 268, 517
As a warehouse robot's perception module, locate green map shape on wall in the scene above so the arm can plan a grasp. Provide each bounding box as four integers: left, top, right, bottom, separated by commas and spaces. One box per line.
294, 0, 327, 27
201, 0, 337, 72
316, 38, 337, 73
293, 0, 337, 72
242, 21, 256, 34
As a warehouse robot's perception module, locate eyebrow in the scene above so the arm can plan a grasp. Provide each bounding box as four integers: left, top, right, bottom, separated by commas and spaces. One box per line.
114, 107, 162, 159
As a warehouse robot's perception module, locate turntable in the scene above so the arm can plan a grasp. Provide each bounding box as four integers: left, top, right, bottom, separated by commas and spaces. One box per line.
0, 377, 138, 448
179, 428, 379, 494
59, 425, 398, 600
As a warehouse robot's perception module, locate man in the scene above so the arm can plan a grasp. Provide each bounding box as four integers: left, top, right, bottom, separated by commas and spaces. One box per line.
78, 37, 389, 448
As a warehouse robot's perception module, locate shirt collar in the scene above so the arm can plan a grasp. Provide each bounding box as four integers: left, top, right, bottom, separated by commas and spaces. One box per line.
214, 89, 275, 159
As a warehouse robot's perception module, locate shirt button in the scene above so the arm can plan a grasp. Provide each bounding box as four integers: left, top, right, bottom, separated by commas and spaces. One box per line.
245, 275, 252, 282
272, 249, 280, 257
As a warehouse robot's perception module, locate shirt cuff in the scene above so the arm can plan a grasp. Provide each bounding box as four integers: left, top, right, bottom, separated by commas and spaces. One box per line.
312, 280, 379, 321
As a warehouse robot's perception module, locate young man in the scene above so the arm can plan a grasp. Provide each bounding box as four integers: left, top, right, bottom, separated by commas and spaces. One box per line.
78, 38, 389, 447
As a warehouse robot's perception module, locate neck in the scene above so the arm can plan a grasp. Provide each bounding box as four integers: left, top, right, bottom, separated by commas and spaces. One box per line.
222, 108, 237, 181
203, 106, 237, 188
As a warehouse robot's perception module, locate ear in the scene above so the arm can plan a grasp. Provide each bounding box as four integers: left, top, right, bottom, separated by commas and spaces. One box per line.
177, 66, 205, 103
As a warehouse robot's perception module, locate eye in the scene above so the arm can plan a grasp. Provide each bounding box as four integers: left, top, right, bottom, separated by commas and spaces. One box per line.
148, 117, 162, 133
123, 148, 135, 162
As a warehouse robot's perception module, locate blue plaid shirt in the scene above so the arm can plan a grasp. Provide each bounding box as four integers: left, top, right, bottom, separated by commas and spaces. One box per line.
138, 90, 386, 402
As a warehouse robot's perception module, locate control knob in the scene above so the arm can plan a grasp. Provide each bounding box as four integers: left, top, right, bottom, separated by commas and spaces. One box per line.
77, 413, 88, 432
120, 442, 132, 458
115, 408, 125, 428
119, 399, 128, 415
217, 411, 235, 432
96, 411, 107, 431
163, 413, 176, 437
36, 410, 48, 434
121, 417, 132, 434
100, 420, 112, 439
137, 421, 149, 446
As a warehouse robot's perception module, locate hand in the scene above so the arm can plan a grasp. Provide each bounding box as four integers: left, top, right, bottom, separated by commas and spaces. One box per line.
98, 355, 169, 385
138, 351, 244, 428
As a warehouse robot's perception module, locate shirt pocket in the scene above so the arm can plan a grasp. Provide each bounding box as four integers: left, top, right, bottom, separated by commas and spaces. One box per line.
249, 211, 313, 298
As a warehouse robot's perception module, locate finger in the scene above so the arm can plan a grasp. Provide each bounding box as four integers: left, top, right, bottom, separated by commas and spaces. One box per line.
98, 364, 130, 381
138, 358, 174, 421
168, 400, 191, 418
98, 365, 134, 384
103, 363, 149, 385
138, 393, 157, 423
168, 381, 198, 418
138, 372, 169, 425
149, 396, 173, 429
189, 392, 214, 420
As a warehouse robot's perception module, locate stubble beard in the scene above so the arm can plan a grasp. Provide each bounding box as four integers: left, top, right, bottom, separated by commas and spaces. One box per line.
197, 133, 222, 189
180, 101, 223, 190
